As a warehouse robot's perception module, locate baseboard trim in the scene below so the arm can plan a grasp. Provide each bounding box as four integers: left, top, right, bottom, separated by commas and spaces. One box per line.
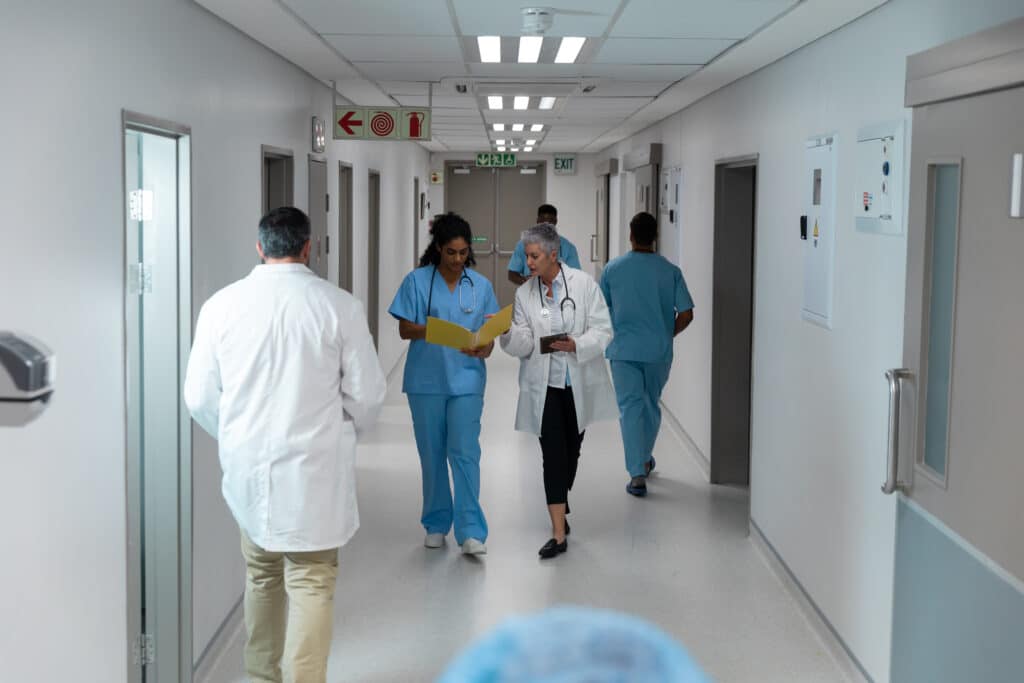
193, 594, 244, 682
749, 519, 874, 683
658, 401, 711, 481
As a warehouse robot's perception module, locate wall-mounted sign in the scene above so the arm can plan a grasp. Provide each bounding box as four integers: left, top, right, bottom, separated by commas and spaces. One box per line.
476, 152, 517, 167
311, 116, 326, 153
333, 107, 431, 141
554, 155, 576, 175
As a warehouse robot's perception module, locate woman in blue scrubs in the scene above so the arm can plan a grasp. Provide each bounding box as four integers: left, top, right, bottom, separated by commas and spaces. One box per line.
389, 213, 500, 556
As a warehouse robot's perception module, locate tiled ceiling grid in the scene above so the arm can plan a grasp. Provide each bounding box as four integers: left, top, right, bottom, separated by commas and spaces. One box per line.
282, 0, 799, 152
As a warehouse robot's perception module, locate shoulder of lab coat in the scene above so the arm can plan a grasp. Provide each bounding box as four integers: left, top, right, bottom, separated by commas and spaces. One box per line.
499, 279, 537, 358
563, 266, 613, 363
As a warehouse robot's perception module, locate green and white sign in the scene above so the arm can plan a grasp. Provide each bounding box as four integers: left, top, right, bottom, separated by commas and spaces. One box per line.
476, 152, 517, 167
554, 155, 576, 175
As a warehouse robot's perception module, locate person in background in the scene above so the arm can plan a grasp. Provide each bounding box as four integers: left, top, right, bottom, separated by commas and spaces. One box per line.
184, 206, 386, 683
600, 211, 694, 498
389, 212, 500, 556
507, 204, 581, 285
500, 223, 617, 559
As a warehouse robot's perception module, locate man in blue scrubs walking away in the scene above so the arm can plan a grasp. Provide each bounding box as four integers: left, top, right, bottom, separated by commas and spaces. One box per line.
600, 212, 694, 497
507, 204, 581, 286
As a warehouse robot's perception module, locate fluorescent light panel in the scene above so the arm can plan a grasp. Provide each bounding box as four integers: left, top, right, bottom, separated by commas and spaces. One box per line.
539, 97, 556, 110
554, 37, 586, 64
512, 124, 524, 132
496, 139, 506, 145
497, 146, 506, 151
478, 36, 501, 63
531, 124, 544, 132
526, 139, 536, 145
511, 147, 520, 152
488, 96, 503, 110
492, 123, 505, 131
524, 147, 534, 152
513, 96, 529, 110
518, 36, 543, 63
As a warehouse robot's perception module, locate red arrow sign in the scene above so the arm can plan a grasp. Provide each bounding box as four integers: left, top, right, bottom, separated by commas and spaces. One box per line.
338, 111, 363, 136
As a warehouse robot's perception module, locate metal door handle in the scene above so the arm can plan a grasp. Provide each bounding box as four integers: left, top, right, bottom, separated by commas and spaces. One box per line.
882, 368, 912, 494
590, 234, 598, 262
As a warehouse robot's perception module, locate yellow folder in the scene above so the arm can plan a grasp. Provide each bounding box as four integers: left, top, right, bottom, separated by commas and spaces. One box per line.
425, 305, 513, 350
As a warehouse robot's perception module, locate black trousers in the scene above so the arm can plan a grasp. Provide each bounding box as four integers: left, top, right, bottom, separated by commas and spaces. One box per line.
539, 387, 586, 506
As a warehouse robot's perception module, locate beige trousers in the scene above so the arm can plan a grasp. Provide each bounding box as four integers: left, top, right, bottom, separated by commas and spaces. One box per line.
240, 531, 340, 683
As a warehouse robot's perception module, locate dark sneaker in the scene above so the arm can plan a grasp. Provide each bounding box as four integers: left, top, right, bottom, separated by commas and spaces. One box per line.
538, 538, 568, 559
626, 475, 648, 497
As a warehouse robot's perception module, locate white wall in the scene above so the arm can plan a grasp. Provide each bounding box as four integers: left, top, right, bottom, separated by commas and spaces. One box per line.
427, 153, 600, 278
0, 1, 427, 679
598, 1, 1024, 680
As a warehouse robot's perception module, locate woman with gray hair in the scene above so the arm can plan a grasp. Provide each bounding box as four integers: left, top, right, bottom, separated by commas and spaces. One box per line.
499, 223, 618, 558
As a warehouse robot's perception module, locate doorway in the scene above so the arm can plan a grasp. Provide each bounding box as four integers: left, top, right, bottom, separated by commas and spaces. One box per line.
261, 145, 293, 215
123, 111, 193, 683
711, 158, 757, 485
338, 163, 353, 292
367, 170, 381, 348
307, 156, 328, 279
413, 176, 421, 269
444, 162, 546, 308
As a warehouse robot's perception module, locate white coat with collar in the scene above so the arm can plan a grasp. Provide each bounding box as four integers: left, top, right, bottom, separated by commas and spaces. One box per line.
500, 265, 618, 435
184, 264, 386, 552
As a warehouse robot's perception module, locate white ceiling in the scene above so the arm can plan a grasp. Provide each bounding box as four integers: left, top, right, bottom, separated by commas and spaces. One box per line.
196, 0, 890, 153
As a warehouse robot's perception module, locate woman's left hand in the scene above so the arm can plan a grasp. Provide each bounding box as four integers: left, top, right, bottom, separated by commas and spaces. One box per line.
549, 336, 576, 354
461, 340, 495, 358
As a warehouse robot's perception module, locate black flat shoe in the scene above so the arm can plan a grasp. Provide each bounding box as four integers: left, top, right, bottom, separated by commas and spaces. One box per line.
538, 538, 568, 559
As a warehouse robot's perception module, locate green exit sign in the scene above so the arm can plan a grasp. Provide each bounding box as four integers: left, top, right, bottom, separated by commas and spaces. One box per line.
476, 152, 517, 167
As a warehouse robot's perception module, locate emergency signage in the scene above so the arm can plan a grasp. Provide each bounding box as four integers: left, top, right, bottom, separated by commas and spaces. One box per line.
334, 107, 431, 141
554, 155, 576, 175
476, 152, 517, 167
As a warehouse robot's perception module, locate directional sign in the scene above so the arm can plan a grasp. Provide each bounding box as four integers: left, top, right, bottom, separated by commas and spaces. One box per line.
334, 108, 365, 139
554, 155, 576, 175
334, 107, 432, 141
475, 152, 517, 167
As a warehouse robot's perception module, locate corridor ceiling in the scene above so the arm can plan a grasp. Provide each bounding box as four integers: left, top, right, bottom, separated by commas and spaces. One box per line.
196, 0, 888, 153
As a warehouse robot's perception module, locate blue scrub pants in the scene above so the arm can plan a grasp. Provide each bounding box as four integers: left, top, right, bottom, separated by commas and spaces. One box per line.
407, 393, 487, 545
610, 360, 672, 477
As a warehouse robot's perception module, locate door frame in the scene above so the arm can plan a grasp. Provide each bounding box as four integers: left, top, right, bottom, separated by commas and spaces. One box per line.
338, 161, 354, 292
260, 144, 294, 216
307, 154, 328, 278
367, 169, 382, 348
121, 109, 193, 683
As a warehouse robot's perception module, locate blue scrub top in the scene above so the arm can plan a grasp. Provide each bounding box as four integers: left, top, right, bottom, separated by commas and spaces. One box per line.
508, 235, 581, 276
389, 265, 500, 396
600, 251, 694, 364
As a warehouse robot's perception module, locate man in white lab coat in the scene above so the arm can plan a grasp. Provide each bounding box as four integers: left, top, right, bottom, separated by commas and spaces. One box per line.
184, 206, 386, 683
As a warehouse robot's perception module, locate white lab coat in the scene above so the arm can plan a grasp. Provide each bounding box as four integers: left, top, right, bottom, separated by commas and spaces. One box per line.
500, 265, 618, 435
184, 264, 386, 552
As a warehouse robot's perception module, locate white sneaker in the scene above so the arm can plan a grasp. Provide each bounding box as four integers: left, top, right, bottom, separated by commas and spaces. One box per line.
461, 538, 487, 555
424, 533, 445, 548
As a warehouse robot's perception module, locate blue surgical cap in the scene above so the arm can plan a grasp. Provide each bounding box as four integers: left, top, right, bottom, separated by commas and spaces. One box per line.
436, 606, 711, 683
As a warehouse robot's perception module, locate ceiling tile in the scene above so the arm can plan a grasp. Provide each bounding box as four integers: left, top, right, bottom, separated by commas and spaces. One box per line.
354, 62, 468, 81
451, 0, 621, 38
468, 63, 584, 79
323, 35, 463, 62
610, 0, 798, 39
580, 64, 700, 81
282, 0, 455, 35
594, 38, 736, 64
379, 81, 430, 95
394, 95, 477, 108
578, 81, 672, 96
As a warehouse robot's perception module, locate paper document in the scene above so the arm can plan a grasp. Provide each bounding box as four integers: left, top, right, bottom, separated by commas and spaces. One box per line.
425, 305, 513, 349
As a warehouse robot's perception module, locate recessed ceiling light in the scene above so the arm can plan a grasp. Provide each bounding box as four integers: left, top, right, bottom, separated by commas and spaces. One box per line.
554, 37, 586, 64
478, 36, 501, 63
539, 97, 556, 110
497, 146, 506, 152
493, 123, 505, 131
488, 96, 503, 110
513, 96, 529, 110
526, 139, 536, 145
523, 147, 534, 152
512, 123, 524, 132
511, 147, 520, 152
531, 124, 544, 132
518, 36, 543, 64
496, 139, 506, 145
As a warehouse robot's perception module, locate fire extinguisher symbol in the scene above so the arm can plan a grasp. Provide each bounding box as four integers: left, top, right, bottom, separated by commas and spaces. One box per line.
406, 112, 424, 139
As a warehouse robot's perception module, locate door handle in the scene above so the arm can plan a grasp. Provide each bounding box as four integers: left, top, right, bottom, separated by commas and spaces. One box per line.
590, 234, 598, 262
882, 368, 912, 494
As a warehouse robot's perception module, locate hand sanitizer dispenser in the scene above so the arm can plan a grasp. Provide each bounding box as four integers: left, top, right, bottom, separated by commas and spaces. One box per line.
0, 332, 56, 427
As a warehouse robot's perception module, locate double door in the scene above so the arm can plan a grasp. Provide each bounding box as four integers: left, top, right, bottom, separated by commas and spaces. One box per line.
445, 164, 545, 308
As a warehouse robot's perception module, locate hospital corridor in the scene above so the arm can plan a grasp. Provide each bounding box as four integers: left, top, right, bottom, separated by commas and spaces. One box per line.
3, 1, 1024, 682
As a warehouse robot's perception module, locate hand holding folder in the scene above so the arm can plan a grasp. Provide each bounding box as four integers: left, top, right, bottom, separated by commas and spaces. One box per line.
425, 305, 513, 350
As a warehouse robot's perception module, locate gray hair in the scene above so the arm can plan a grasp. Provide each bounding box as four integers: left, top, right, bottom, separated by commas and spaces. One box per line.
258, 206, 311, 258
520, 223, 560, 257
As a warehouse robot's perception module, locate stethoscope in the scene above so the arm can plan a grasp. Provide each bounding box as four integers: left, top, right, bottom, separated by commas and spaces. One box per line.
426, 265, 475, 317
537, 264, 576, 329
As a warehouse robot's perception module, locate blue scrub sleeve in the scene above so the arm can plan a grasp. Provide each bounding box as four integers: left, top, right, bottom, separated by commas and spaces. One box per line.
481, 280, 500, 316
599, 268, 614, 317
388, 271, 423, 323
675, 269, 694, 312
562, 238, 582, 269
507, 241, 528, 276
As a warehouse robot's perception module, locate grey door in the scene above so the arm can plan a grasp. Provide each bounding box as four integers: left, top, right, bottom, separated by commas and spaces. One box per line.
308, 157, 328, 278
594, 174, 610, 278
710, 161, 756, 485
367, 171, 381, 348
496, 166, 545, 307
446, 164, 497, 289
338, 163, 353, 292
890, 77, 1024, 683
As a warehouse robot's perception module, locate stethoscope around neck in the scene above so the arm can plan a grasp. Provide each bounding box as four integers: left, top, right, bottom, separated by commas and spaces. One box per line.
537, 264, 576, 328
427, 265, 475, 316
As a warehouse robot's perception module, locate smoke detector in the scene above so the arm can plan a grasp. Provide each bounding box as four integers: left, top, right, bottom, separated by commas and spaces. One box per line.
521, 7, 554, 35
